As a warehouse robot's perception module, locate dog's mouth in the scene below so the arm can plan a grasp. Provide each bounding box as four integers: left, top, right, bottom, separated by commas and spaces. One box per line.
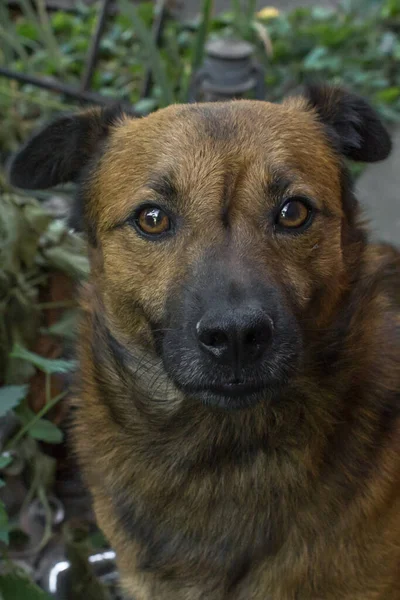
179, 379, 277, 410
162, 337, 301, 411
206, 381, 263, 397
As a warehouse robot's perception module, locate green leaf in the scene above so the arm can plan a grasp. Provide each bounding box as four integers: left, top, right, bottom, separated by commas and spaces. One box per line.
23, 204, 53, 235
29, 418, 64, 444
15, 21, 39, 41
51, 11, 74, 33
0, 385, 28, 417
44, 310, 78, 340
0, 571, 54, 599
10, 344, 77, 374
381, 0, 400, 18
375, 87, 400, 104
0, 454, 12, 470
42, 245, 90, 279
303, 46, 327, 69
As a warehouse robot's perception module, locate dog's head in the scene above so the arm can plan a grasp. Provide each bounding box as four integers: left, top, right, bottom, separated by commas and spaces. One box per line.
9, 85, 391, 409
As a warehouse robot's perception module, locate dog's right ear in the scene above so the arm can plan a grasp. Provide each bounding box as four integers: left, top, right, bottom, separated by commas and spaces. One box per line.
8, 105, 125, 190
304, 84, 391, 163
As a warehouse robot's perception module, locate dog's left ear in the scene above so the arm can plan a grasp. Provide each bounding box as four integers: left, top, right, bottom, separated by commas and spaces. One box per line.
8, 104, 125, 190
305, 84, 391, 163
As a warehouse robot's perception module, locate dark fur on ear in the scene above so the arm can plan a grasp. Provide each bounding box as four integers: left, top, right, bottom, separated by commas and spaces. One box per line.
305, 84, 392, 163
8, 104, 125, 190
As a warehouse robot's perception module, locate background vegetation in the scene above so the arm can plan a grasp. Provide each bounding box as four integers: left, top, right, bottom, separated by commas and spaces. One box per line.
0, 0, 399, 597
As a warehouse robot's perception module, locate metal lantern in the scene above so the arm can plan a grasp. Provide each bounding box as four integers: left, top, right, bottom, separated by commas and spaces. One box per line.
188, 37, 265, 103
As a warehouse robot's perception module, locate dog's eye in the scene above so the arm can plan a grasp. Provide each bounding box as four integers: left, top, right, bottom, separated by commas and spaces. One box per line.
276, 198, 312, 230
135, 206, 171, 236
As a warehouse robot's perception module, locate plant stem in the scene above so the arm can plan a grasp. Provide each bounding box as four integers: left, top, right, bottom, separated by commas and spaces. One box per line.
231, 0, 245, 37
5, 390, 68, 450
37, 486, 53, 551
246, 0, 257, 25
34, 0, 63, 69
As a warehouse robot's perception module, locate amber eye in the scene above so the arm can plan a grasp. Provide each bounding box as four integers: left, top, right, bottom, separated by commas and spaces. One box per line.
135, 206, 171, 236
276, 198, 312, 230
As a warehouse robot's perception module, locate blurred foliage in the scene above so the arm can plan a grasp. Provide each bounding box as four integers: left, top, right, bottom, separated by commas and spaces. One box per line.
0, 176, 88, 597
0, 0, 399, 597
0, 179, 87, 384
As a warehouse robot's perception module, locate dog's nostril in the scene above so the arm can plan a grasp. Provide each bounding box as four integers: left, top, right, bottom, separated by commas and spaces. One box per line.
245, 330, 258, 346
245, 325, 271, 347
198, 328, 228, 349
208, 331, 227, 348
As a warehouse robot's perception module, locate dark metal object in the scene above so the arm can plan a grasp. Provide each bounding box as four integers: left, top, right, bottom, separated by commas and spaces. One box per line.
141, 0, 169, 98
39, 548, 119, 598
80, 0, 112, 93
188, 37, 265, 103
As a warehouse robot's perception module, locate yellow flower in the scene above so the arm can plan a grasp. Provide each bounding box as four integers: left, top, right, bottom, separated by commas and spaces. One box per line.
257, 6, 280, 20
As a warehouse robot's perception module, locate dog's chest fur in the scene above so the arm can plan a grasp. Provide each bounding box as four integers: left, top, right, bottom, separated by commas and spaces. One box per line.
74, 249, 400, 599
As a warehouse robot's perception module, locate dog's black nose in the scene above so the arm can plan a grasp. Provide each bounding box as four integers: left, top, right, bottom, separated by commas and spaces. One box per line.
196, 308, 273, 368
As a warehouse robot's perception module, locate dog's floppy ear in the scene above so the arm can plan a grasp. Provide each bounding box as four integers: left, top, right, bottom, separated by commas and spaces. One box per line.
8, 104, 125, 190
305, 84, 391, 163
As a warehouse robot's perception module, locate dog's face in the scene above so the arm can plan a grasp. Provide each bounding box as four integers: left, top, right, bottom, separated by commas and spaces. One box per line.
9, 86, 391, 409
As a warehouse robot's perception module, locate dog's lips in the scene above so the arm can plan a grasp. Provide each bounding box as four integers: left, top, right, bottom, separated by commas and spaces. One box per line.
179, 380, 273, 410
206, 381, 263, 397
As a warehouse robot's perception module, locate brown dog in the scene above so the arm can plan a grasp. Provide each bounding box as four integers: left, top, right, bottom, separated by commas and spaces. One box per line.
9, 85, 400, 599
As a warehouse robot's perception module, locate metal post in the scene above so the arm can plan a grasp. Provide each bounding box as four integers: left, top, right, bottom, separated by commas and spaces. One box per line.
80, 0, 113, 93
188, 38, 266, 103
